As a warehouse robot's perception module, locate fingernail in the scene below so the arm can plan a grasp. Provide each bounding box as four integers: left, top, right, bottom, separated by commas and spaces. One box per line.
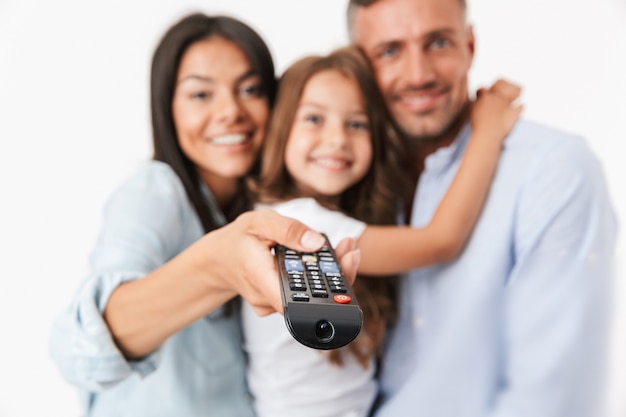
300, 230, 325, 250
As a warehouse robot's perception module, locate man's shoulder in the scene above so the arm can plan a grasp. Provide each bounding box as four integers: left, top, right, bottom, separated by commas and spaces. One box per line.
502, 120, 610, 194
505, 119, 596, 165
508, 119, 584, 147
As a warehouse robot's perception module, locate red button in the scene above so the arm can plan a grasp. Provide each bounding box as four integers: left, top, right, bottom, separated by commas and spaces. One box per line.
333, 294, 351, 304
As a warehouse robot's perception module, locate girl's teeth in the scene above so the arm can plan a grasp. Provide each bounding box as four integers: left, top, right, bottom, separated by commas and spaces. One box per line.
316, 158, 347, 169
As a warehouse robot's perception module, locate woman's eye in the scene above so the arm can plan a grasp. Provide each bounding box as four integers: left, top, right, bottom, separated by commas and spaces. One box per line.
240, 84, 264, 97
191, 91, 212, 100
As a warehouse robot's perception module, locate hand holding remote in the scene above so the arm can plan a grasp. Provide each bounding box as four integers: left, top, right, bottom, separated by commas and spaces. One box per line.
274, 234, 363, 350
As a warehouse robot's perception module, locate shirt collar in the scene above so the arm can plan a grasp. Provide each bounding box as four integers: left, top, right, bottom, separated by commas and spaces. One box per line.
423, 122, 472, 173
199, 179, 227, 227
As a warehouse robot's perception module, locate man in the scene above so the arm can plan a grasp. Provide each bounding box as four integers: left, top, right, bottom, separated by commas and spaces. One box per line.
348, 0, 618, 416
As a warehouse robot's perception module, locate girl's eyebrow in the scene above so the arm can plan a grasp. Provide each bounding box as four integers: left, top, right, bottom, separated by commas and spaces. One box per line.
297, 102, 325, 110
297, 102, 367, 115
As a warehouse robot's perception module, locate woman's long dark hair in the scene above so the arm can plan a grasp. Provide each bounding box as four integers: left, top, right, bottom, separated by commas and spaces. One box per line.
150, 13, 277, 232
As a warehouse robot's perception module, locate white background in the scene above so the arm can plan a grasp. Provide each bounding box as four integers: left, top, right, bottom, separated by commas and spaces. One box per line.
0, 1, 624, 416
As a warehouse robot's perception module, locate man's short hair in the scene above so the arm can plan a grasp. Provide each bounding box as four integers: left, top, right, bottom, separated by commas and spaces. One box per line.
347, 0, 467, 40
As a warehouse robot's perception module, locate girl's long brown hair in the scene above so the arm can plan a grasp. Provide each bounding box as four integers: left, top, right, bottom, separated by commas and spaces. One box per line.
251, 46, 413, 367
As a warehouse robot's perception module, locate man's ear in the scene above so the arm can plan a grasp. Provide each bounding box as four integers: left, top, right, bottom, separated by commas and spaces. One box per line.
467, 25, 476, 60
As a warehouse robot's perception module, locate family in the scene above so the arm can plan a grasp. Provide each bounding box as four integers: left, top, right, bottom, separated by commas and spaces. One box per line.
50, 0, 618, 416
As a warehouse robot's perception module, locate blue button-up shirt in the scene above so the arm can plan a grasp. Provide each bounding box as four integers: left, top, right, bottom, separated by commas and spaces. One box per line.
375, 120, 617, 417
49, 161, 255, 417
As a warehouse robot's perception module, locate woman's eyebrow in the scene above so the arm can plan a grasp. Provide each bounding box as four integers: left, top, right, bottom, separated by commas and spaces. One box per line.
236, 69, 258, 83
176, 75, 215, 86
176, 68, 257, 87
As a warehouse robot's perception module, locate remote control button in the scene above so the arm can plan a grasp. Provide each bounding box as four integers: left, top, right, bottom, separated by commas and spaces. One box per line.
333, 294, 351, 304
290, 283, 307, 290
312, 289, 329, 298
301, 255, 317, 263
292, 293, 310, 302
319, 261, 340, 273
330, 286, 347, 293
285, 259, 304, 272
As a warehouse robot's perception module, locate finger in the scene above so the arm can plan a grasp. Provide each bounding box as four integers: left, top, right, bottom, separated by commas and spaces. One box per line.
335, 237, 360, 285
243, 209, 326, 252
475, 87, 487, 98
249, 305, 276, 317
334, 237, 357, 258
340, 249, 360, 285
489, 79, 522, 102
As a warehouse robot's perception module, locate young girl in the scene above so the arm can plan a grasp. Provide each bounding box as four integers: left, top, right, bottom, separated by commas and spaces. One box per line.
242, 46, 522, 417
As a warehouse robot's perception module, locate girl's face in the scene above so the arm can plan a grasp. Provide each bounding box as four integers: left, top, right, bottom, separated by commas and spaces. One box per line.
285, 70, 372, 203
173, 36, 269, 200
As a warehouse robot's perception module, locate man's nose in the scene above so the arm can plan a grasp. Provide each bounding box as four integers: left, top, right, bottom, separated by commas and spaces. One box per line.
403, 46, 436, 87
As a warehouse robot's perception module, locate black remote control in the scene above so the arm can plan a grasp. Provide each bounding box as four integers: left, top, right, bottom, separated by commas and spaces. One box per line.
274, 234, 363, 350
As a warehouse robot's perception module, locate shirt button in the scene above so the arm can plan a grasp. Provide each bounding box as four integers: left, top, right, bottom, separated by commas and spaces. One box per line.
414, 317, 425, 328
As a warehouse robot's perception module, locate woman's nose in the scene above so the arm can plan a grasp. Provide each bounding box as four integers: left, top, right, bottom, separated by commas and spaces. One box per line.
213, 90, 243, 124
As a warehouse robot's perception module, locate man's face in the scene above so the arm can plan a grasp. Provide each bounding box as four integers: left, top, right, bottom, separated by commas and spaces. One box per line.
352, 0, 474, 142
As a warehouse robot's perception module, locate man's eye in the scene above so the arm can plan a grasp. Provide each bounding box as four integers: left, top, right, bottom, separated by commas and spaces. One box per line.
379, 46, 397, 58
430, 39, 450, 50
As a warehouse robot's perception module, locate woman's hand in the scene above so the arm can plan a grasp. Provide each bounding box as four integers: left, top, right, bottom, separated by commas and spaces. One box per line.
105, 208, 360, 359
201, 209, 360, 316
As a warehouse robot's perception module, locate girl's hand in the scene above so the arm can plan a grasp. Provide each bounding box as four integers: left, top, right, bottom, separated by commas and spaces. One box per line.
471, 79, 524, 144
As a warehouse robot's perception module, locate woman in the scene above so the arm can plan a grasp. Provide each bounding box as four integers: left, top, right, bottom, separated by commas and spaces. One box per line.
49, 13, 358, 417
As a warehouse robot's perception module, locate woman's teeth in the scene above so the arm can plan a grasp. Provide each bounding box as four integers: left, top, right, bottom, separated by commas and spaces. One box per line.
211, 134, 247, 145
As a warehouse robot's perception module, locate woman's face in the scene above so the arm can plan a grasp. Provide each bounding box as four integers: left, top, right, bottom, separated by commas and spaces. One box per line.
173, 36, 269, 198
285, 69, 372, 204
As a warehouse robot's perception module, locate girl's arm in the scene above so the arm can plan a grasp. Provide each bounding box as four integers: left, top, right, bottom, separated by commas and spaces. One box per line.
357, 80, 523, 275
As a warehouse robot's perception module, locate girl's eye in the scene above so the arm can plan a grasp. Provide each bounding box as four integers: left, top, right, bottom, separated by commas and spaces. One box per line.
347, 120, 369, 130
304, 114, 323, 125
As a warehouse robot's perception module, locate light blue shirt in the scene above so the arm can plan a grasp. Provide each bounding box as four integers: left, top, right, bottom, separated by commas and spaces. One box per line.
49, 161, 255, 417
375, 120, 618, 417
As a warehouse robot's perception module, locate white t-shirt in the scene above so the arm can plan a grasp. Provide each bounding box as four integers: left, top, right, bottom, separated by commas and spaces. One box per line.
242, 198, 376, 417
